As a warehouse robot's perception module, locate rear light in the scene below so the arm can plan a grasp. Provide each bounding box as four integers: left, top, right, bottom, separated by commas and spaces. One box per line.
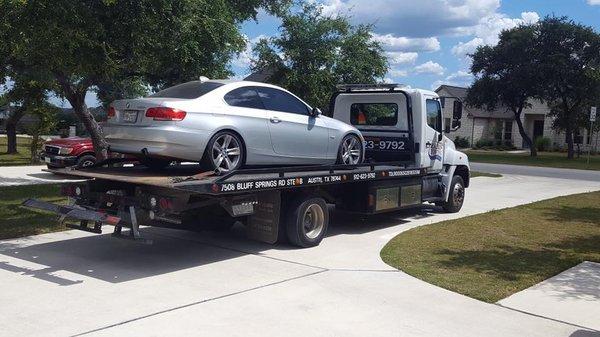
108, 106, 116, 118
145, 107, 186, 121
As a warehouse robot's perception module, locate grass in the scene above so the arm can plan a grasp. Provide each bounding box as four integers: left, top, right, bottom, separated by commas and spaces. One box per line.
381, 191, 600, 303
0, 184, 67, 240
470, 171, 502, 178
0, 136, 33, 166
466, 150, 600, 171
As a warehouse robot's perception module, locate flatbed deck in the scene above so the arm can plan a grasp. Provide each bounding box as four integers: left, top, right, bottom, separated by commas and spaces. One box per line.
47, 163, 426, 195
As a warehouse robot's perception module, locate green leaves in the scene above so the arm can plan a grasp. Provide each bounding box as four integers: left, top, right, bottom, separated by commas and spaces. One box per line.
251, 4, 388, 111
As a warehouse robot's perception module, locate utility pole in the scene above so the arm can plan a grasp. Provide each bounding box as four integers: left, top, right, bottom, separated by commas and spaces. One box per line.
589, 107, 596, 165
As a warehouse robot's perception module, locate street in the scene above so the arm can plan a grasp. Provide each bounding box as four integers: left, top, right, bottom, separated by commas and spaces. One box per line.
1, 173, 599, 337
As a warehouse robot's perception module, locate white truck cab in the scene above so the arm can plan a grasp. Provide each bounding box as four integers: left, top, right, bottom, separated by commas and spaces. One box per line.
330, 83, 470, 212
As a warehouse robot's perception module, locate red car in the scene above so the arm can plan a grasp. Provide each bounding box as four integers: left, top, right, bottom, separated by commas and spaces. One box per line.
41, 137, 97, 168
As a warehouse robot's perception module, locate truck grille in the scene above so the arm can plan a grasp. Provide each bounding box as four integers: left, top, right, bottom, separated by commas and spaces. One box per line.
45, 145, 60, 155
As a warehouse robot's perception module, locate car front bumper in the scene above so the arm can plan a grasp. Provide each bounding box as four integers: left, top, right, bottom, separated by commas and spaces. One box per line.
40, 153, 78, 167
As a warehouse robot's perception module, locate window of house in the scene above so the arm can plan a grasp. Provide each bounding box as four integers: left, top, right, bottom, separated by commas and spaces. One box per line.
573, 129, 583, 144
256, 87, 310, 115
350, 103, 398, 126
224, 87, 264, 109
504, 120, 513, 141
426, 99, 442, 132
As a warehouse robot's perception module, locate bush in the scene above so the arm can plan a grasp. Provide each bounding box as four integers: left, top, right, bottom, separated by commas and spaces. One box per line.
454, 136, 470, 148
474, 138, 516, 151
535, 137, 551, 152
475, 138, 494, 149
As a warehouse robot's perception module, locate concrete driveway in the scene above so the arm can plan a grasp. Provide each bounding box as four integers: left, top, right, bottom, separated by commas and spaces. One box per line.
1, 174, 599, 337
0, 165, 83, 186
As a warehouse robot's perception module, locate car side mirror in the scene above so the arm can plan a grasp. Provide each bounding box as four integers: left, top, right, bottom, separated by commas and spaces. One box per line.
451, 101, 463, 131
309, 107, 322, 117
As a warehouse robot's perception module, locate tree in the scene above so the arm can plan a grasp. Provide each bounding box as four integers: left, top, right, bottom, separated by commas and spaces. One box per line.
536, 17, 600, 159
251, 4, 388, 111
0, 0, 289, 160
466, 25, 541, 157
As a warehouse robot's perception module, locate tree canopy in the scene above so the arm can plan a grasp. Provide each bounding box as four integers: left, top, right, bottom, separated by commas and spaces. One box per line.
0, 0, 289, 158
251, 4, 388, 111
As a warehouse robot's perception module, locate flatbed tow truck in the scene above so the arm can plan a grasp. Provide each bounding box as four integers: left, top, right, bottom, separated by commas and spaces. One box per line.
23, 84, 470, 247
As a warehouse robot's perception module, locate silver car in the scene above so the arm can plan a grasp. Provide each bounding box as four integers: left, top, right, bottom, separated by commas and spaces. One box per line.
105, 80, 364, 171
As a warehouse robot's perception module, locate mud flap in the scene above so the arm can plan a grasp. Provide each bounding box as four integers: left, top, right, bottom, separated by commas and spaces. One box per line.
246, 191, 281, 244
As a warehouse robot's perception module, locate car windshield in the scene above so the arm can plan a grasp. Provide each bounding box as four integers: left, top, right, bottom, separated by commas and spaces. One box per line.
150, 81, 224, 99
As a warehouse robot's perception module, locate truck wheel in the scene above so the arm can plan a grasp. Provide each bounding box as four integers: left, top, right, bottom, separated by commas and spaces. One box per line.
76, 155, 97, 168
286, 196, 329, 248
336, 134, 363, 165
140, 158, 172, 170
442, 175, 465, 213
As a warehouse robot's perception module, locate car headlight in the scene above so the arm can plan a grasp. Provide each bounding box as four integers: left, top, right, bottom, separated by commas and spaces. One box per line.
58, 147, 73, 155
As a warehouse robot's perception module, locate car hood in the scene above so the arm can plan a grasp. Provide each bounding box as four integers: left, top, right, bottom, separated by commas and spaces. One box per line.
45, 137, 92, 147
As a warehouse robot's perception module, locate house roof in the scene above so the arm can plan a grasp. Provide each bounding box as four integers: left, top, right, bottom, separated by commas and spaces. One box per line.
435, 84, 512, 119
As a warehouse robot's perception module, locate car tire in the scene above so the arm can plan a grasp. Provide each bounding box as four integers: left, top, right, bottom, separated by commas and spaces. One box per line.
285, 196, 329, 248
336, 134, 363, 165
140, 158, 172, 170
202, 131, 244, 173
76, 155, 97, 168
442, 175, 465, 213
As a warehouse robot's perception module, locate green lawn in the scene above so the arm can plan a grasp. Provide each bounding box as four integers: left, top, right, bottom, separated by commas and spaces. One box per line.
470, 171, 502, 178
0, 136, 33, 166
466, 150, 600, 171
381, 191, 600, 303
0, 184, 67, 240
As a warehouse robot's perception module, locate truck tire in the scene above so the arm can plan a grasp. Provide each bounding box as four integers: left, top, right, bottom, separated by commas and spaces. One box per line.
442, 175, 465, 213
285, 196, 329, 248
76, 155, 97, 168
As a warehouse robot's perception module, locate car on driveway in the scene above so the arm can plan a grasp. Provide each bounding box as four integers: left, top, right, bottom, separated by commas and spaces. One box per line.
104, 80, 364, 171
41, 137, 97, 169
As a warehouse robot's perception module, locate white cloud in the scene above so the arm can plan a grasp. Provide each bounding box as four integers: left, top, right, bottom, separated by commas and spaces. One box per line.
431, 70, 474, 90
231, 34, 268, 69
587, 0, 600, 5
414, 61, 445, 75
320, 0, 500, 38
451, 11, 540, 58
389, 69, 409, 78
372, 33, 440, 52
386, 52, 418, 65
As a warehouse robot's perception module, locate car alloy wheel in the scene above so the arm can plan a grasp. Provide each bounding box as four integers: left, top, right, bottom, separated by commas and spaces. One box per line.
341, 136, 362, 165
211, 133, 242, 172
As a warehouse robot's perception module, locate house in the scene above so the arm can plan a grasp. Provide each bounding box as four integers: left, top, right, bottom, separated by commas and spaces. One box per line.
435, 85, 598, 151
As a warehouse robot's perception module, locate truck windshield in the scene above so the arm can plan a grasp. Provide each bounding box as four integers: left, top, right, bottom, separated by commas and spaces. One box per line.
150, 81, 224, 99
350, 103, 398, 126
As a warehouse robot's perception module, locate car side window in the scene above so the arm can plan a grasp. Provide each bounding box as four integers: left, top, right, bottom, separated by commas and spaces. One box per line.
426, 99, 442, 133
224, 87, 264, 109
256, 87, 309, 115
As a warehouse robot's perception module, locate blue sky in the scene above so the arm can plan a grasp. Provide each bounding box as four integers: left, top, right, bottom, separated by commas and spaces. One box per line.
48, 0, 600, 107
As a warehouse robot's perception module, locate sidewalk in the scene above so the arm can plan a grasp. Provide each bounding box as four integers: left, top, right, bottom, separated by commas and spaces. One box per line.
0, 165, 83, 186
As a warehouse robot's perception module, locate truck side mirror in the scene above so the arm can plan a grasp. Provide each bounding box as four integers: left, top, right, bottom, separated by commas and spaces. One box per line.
440, 97, 446, 109
309, 107, 322, 117
451, 101, 463, 131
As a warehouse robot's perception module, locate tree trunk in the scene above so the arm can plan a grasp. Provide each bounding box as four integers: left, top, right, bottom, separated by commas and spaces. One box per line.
70, 97, 109, 161
5, 108, 26, 154
514, 111, 537, 157
565, 124, 574, 159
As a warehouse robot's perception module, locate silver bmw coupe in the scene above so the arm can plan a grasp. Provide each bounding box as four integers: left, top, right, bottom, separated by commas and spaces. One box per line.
104, 80, 364, 171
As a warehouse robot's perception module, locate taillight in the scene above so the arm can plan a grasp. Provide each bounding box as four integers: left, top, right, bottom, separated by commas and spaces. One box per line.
145, 107, 186, 121
108, 106, 116, 118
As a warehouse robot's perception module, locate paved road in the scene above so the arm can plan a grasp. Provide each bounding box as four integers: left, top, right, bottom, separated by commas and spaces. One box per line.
0, 165, 83, 186
471, 162, 600, 181
1, 175, 599, 336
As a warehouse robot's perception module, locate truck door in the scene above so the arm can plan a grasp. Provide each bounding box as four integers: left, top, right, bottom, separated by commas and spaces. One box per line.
423, 97, 444, 172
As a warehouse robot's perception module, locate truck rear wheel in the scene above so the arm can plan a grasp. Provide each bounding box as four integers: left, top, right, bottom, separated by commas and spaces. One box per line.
285, 196, 329, 248
442, 175, 465, 213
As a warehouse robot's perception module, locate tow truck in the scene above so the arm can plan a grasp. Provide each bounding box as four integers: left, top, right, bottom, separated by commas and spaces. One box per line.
23, 84, 470, 248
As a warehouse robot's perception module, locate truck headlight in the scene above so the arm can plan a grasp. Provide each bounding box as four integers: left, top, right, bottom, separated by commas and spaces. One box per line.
58, 147, 73, 155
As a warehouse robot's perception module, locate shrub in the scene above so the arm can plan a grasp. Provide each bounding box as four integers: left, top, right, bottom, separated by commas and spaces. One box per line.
454, 136, 470, 148
475, 138, 494, 149
535, 137, 551, 152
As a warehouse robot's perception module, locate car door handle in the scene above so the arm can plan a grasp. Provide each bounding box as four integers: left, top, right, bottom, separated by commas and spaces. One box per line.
269, 117, 281, 123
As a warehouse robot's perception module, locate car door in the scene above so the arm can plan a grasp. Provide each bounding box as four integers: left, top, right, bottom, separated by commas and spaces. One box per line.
256, 87, 330, 160
424, 97, 444, 172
